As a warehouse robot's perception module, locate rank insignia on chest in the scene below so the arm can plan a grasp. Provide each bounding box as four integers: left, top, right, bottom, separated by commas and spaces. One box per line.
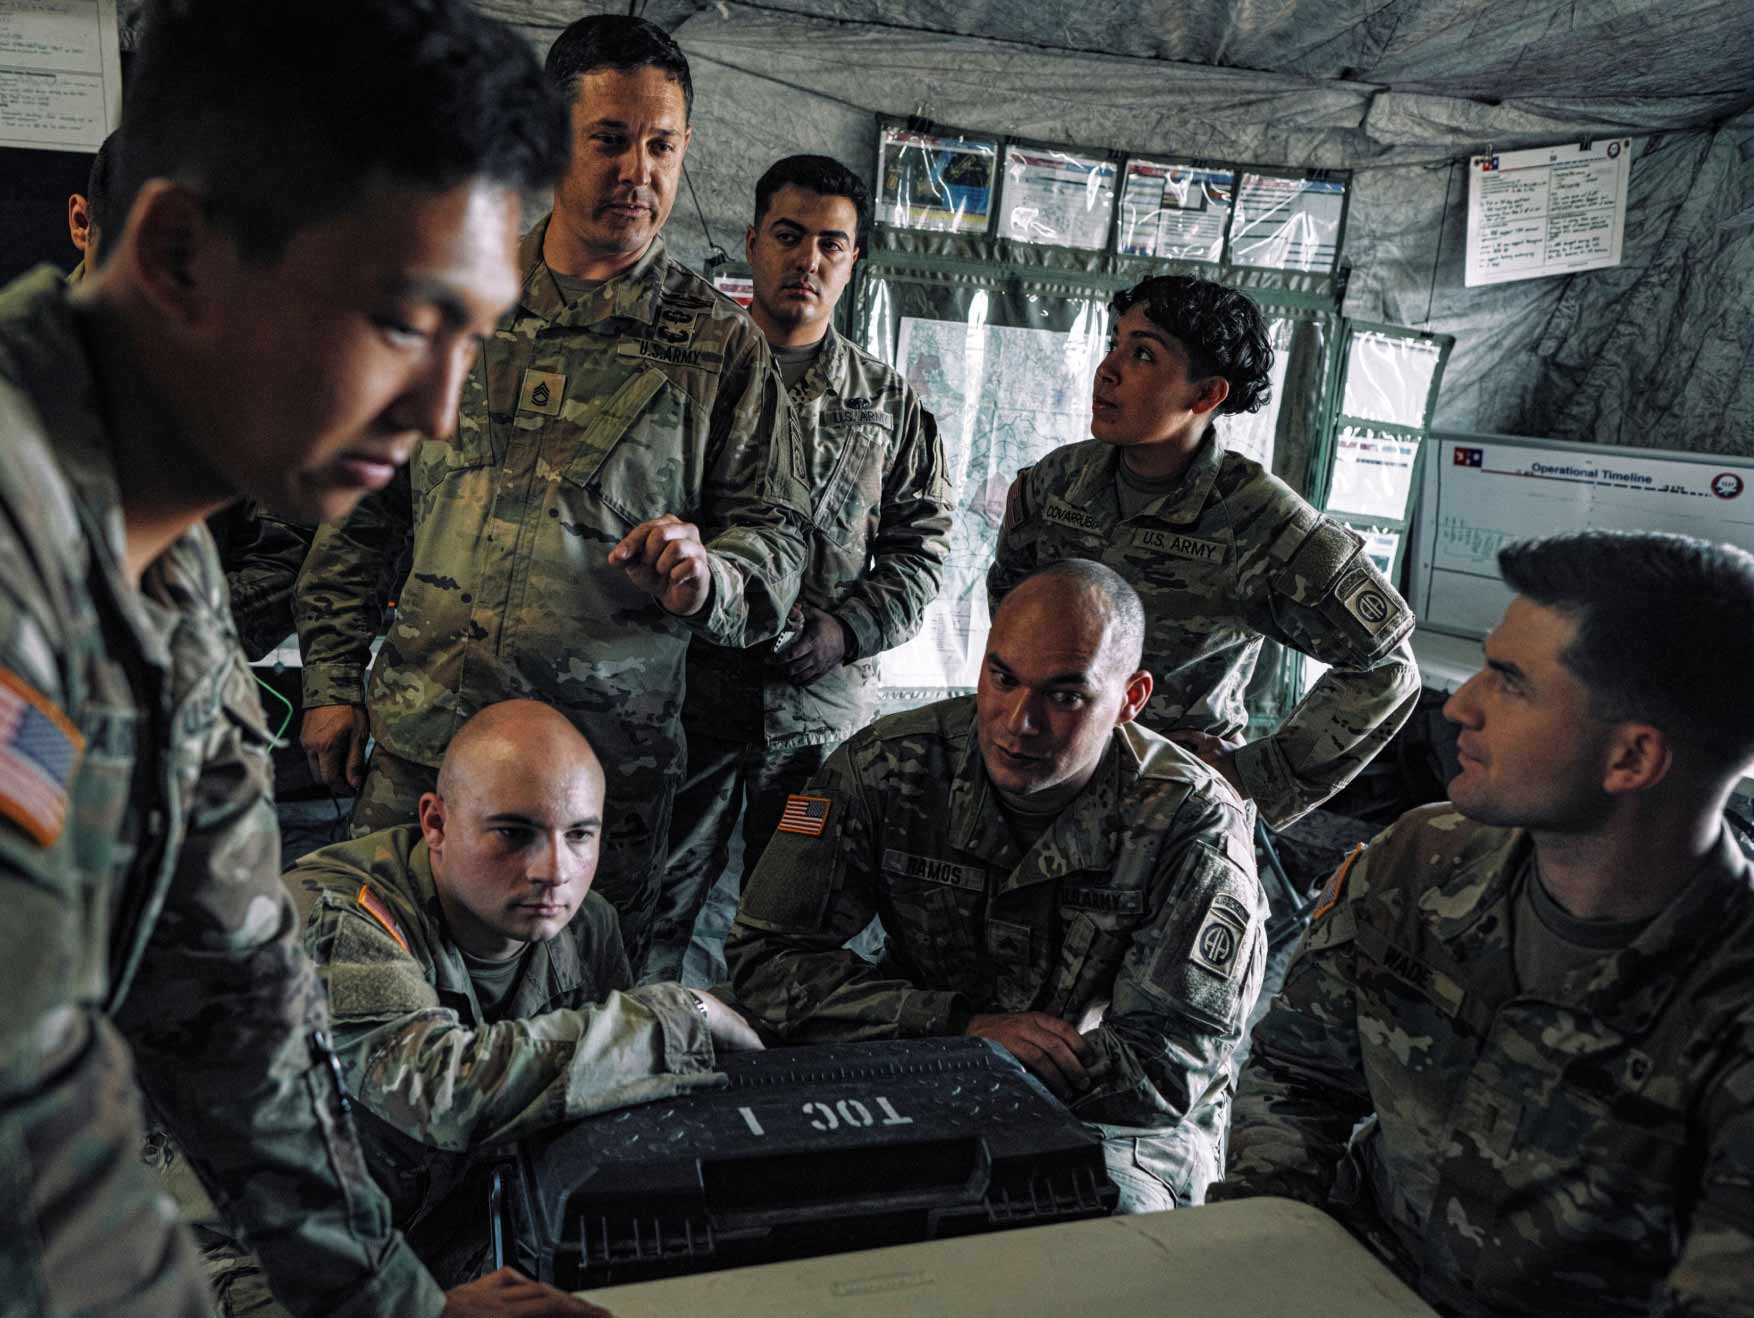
1191, 894, 1250, 981
518, 369, 566, 416
0, 668, 84, 847
777, 794, 832, 837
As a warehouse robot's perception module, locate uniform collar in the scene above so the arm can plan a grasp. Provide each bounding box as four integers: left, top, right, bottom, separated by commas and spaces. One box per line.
516, 214, 670, 330
1129, 428, 1228, 527
790, 324, 849, 405
945, 702, 1129, 886
0, 272, 196, 670
1420, 819, 1754, 1038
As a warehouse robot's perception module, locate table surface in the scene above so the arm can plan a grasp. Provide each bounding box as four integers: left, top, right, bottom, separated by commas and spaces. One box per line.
576, 1196, 1437, 1317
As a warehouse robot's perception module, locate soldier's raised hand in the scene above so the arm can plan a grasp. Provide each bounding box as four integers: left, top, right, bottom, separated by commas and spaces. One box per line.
302, 703, 370, 791
966, 1012, 1093, 1102
441, 1266, 613, 1316
608, 514, 712, 616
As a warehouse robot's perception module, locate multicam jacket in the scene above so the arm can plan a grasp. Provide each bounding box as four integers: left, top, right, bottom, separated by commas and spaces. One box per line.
683, 325, 952, 750
295, 221, 811, 951
1218, 803, 1754, 1316
0, 269, 441, 1316
288, 825, 722, 1280
989, 431, 1419, 828
726, 695, 1268, 1205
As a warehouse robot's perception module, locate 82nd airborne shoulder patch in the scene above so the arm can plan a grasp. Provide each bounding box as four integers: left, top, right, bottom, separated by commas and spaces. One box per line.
1190, 893, 1250, 981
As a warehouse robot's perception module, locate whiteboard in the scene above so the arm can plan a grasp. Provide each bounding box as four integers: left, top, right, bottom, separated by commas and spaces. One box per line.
1411, 433, 1754, 639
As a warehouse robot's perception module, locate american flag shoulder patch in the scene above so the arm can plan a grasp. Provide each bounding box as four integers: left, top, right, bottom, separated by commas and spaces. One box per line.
356, 884, 411, 956
0, 668, 85, 847
776, 793, 832, 838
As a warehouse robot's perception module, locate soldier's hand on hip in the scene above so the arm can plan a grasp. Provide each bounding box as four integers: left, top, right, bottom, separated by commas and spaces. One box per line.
441, 1266, 613, 1316
965, 1012, 1093, 1102
301, 703, 370, 792
776, 605, 849, 686
694, 991, 766, 1052
609, 514, 712, 616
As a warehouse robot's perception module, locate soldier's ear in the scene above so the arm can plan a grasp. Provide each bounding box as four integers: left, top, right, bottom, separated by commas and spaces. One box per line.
1116, 669, 1154, 725
1190, 375, 1230, 418
417, 791, 448, 852
127, 179, 224, 328
1602, 723, 1672, 796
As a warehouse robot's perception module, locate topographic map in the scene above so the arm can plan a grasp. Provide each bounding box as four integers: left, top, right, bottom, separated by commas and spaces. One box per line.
879, 314, 1106, 701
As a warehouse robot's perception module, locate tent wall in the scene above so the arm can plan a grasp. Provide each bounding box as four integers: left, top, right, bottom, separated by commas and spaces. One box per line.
639, 8, 1751, 456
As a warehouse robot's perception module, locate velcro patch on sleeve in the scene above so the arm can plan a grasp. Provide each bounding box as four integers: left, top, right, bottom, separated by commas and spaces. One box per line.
777, 793, 832, 837
0, 668, 85, 847
355, 884, 411, 956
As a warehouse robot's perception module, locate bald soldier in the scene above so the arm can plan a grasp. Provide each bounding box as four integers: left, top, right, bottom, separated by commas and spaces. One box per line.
1214, 532, 1754, 1316
989, 275, 1418, 829
182, 700, 762, 1307
728, 560, 1268, 1211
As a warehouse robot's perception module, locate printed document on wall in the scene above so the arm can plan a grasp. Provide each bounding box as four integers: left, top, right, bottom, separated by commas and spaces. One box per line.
1465, 140, 1631, 286
0, 0, 121, 151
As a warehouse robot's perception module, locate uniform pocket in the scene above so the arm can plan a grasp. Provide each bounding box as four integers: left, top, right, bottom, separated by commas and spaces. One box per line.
558, 368, 679, 528
811, 426, 883, 552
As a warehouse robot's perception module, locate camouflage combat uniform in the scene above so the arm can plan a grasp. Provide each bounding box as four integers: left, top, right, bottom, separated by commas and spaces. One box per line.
207, 500, 316, 661
649, 325, 953, 980
1216, 803, 1754, 1316
0, 269, 441, 1314
726, 695, 1267, 1208
988, 430, 1419, 829
296, 220, 810, 969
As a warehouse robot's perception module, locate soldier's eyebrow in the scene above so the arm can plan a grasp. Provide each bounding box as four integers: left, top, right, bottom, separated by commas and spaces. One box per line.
1485, 657, 1530, 689
482, 811, 602, 830
1124, 326, 1178, 354
771, 218, 853, 242
586, 115, 681, 139
379, 274, 474, 329
987, 653, 1095, 689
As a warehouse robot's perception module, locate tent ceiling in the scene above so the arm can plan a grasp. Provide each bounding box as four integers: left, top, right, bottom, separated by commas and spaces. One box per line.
477, 0, 1754, 126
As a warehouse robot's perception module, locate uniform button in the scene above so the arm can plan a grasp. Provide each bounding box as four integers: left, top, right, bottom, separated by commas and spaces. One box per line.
461, 593, 473, 603
549, 508, 559, 518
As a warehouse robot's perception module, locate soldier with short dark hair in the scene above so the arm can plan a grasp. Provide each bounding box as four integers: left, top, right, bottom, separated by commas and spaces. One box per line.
727, 560, 1268, 1213
989, 274, 1419, 829
296, 13, 811, 974
1215, 530, 1754, 1317
0, 0, 598, 1313
647, 153, 952, 982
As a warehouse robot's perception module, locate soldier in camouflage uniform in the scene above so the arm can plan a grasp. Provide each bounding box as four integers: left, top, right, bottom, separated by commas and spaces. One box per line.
1215, 532, 1754, 1316
63, 130, 116, 286
728, 562, 1267, 1211
648, 155, 953, 983
184, 702, 762, 1308
297, 15, 809, 972
0, 2, 593, 1313
989, 275, 1418, 830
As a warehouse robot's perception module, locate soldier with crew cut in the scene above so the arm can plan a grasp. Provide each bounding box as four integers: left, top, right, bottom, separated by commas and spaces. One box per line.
296, 13, 811, 972
1214, 531, 1754, 1317
988, 275, 1419, 830
647, 153, 953, 983
728, 560, 1268, 1212
0, 0, 597, 1311
178, 701, 763, 1310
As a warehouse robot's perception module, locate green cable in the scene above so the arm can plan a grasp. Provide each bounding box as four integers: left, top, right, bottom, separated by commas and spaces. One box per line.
253, 672, 296, 746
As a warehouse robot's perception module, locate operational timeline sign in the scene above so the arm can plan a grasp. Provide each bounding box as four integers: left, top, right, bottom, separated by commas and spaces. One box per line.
1465, 140, 1631, 287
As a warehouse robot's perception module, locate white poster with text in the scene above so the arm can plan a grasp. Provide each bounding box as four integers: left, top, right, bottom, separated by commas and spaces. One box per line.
1465, 140, 1631, 287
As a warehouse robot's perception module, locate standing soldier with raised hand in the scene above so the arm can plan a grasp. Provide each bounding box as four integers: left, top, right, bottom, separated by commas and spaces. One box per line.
989, 276, 1418, 830
647, 155, 953, 983
0, 0, 599, 1312
296, 13, 811, 973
